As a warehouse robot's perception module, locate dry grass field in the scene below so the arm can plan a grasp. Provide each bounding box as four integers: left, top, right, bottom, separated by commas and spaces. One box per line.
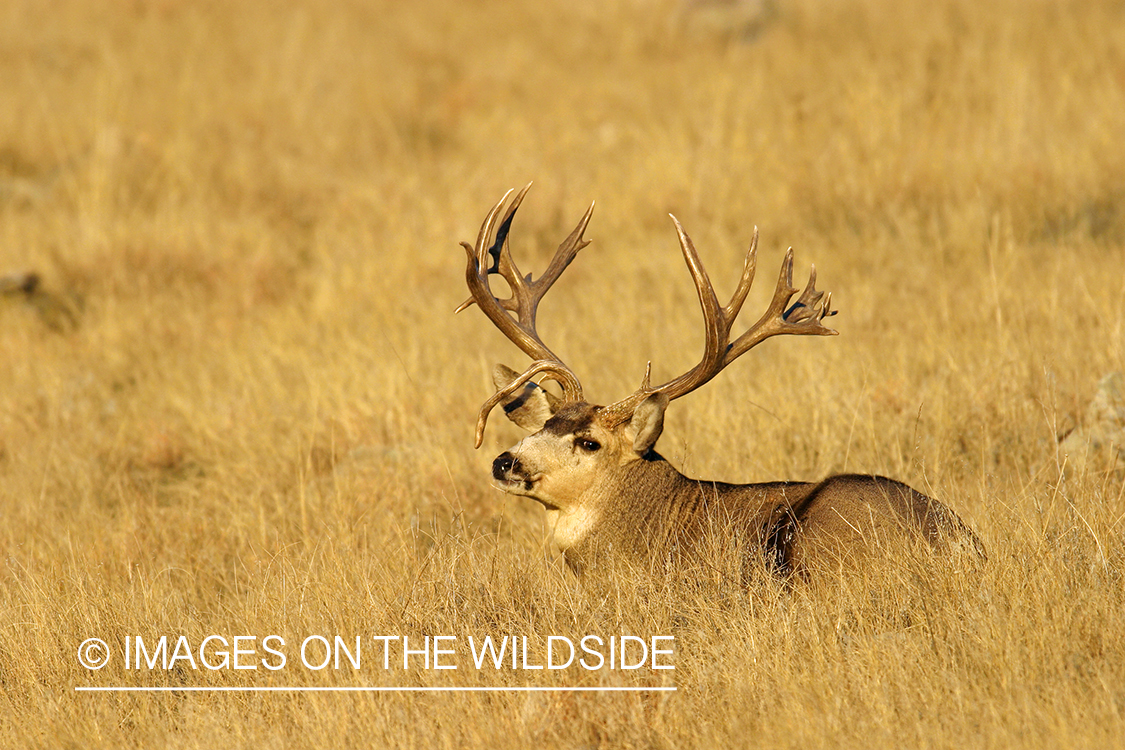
2, 0, 1124, 746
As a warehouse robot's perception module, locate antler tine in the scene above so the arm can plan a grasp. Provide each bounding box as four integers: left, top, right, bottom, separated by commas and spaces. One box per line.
454, 190, 510, 315
477, 188, 514, 266
485, 183, 534, 312
533, 200, 595, 314
782, 264, 833, 326
600, 217, 729, 422
474, 361, 584, 449
730, 248, 799, 350
455, 184, 529, 314
669, 215, 726, 375
723, 251, 837, 365
723, 226, 758, 321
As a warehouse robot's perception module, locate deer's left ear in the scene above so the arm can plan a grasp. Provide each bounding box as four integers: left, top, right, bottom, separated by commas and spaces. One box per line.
491, 364, 560, 432
628, 392, 669, 455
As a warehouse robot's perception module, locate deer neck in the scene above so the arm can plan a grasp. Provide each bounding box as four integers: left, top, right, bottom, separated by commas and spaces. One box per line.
546, 453, 688, 565
550, 453, 814, 573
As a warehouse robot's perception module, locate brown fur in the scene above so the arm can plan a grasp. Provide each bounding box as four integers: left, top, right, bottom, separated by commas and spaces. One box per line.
490, 374, 984, 577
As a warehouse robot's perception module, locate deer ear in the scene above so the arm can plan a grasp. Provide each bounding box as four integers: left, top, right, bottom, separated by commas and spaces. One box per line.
629, 392, 669, 455
491, 364, 561, 432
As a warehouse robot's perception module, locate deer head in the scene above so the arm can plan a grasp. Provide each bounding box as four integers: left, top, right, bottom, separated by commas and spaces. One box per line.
457, 184, 837, 520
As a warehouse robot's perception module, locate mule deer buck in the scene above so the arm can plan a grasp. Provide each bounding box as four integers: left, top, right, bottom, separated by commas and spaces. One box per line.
458, 185, 983, 577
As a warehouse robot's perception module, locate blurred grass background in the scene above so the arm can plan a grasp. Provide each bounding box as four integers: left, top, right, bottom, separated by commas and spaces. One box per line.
1, 0, 1124, 747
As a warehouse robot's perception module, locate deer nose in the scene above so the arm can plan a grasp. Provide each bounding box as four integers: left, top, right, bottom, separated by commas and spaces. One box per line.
493, 452, 520, 479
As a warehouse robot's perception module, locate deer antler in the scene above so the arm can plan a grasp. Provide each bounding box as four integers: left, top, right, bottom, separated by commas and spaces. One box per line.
457, 184, 594, 446
599, 216, 837, 425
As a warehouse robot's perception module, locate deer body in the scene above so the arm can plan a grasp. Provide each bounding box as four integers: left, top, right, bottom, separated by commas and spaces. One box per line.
459, 186, 982, 577
489, 377, 977, 575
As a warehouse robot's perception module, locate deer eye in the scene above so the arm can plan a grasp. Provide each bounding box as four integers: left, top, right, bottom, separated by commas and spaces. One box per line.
575, 437, 601, 453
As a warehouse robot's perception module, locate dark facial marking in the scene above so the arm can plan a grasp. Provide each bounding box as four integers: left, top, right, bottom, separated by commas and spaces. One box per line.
542, 403, 597, 437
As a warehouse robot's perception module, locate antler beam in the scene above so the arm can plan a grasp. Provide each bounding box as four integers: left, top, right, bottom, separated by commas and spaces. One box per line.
458, 184, 594, 446
600, 216, 837, 424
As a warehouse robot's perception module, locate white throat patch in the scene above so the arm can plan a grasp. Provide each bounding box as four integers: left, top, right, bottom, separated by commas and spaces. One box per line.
544, 505, 600, 550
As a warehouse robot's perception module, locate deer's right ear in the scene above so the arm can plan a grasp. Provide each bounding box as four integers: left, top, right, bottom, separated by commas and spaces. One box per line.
629, 392, 669, 455
491, 364, 561, 432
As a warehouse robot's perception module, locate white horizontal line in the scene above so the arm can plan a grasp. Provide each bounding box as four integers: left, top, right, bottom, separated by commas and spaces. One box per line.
76, 686, 676, 693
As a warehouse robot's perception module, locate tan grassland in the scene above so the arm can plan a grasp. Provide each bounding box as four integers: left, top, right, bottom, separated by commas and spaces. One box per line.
2, 0, 1124, 747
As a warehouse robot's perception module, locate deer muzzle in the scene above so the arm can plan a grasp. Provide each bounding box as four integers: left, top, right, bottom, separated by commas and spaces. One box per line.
493, 451, 543, 495
492, 452, 521, 481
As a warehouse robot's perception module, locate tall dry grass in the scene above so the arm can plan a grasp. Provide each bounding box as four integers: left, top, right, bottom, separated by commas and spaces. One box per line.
1, 0, 1123, 747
